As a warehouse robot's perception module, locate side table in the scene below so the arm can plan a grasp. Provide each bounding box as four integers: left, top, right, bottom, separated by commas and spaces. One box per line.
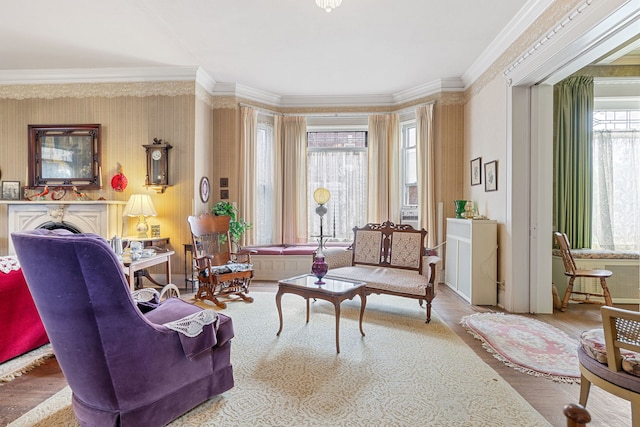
276, 274, 366, 353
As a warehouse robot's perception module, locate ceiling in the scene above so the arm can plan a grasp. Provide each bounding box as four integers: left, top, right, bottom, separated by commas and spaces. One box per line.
0, 0, 540, 100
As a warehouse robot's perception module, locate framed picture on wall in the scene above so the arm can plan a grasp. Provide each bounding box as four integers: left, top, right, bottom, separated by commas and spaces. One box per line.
470, 157, 481, 186
220, 189, 229, 200
199, 176, 210, 203
485, 161, 498, 192
2, 181, 21, 200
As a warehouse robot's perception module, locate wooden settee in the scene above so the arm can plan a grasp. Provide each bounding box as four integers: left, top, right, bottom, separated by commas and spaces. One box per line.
324, 221, 440, 323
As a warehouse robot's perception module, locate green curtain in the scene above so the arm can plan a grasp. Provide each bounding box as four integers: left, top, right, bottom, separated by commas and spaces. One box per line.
553, 76, 594, 248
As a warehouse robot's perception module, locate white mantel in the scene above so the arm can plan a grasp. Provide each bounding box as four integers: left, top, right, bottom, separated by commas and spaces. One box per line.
1, 200, 126, 255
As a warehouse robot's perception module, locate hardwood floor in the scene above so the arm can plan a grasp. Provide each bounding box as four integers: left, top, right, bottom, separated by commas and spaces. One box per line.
0, 281, 633, 426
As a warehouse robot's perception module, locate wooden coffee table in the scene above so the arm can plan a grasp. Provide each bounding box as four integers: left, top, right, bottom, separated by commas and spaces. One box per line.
276, 274, 366, 353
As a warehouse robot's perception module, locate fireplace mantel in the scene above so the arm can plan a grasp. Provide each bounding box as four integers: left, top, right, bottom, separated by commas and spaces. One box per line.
2, 200, 127, 255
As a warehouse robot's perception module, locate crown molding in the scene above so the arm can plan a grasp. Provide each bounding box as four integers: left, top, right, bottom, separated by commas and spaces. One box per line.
462, 0, 554, 88
0, 66, 202, 85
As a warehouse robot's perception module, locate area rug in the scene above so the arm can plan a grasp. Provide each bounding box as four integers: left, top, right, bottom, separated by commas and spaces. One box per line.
461, 312, 580, 383
9, 294, 550, 426
0, 344, 53, 382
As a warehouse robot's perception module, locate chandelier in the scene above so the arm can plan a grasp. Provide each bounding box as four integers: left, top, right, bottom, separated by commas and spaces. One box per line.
315, 0, 342, 13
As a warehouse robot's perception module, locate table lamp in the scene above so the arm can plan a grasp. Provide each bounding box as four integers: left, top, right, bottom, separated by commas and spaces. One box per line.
123, 194, 157, 238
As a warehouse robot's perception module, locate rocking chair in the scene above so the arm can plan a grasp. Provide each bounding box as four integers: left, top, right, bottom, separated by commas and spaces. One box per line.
187, 213, 254, 309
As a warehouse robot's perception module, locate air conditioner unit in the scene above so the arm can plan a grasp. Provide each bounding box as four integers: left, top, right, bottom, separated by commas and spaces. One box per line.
400, 208, 419, 229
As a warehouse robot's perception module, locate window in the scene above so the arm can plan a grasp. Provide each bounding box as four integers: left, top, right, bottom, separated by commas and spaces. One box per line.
307, 131, 367, 242
399, 120, 419, 228
592, 109, 640, 251
401, 122, 417, 207
255, 121, 275, 245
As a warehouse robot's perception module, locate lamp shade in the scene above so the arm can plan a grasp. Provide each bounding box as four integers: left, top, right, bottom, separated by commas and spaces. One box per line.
123, 194, 157, 218
313, 187, 330, 205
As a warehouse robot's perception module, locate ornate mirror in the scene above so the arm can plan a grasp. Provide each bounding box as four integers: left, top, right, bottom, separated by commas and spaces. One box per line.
28, 124, 102, 189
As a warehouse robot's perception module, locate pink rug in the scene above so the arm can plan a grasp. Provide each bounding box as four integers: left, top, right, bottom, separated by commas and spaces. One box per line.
461, 312, 580, 383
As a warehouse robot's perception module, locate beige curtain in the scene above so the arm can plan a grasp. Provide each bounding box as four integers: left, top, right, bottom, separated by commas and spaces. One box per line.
416, 103, 436, 247
367, 114, 400, 223
239, 106, 258, 246
282, 116, 307, 244
272, 115, 284, 245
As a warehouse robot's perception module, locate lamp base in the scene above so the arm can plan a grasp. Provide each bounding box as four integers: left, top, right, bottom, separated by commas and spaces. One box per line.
136, 216, 149, 238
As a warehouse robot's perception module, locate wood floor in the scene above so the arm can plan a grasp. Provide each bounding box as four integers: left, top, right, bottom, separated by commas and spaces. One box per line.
0, 282, 633, 427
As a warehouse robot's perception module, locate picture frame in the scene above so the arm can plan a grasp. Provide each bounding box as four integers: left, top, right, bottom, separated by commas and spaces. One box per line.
28, 124, 102, 190
2, 181, 21, 200
199, 176, 210, 203
220, 177, 229, 188
484, 161, 498, 192
470, 157, 482, 186
220, 189, 229, 200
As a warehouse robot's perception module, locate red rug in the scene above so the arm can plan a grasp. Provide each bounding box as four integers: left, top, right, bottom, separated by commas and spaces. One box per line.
461, 312, 580, 383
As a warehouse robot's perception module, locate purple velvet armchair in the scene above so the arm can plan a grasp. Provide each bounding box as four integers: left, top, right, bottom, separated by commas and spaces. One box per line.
11, 229, 234, 426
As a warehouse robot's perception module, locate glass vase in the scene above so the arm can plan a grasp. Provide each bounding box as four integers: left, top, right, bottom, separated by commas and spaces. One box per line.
454, 200, 467, 219
311, 251, 328, 284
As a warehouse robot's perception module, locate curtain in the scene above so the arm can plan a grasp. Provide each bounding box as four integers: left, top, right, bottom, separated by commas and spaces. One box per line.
593, 130, 640, 251
554, 76, 593, 248
272, 115, 284, 245
367, 114, 400, 223
239, 106, 257, 246
282, 116, 307, 244
416, 103, 436, 248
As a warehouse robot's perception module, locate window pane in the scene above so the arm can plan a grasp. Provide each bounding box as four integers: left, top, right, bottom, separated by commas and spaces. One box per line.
256, 123, 274, 245
308, 132, 367, 242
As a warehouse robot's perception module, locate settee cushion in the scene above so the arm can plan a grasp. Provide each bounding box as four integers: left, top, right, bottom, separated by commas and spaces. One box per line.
329, 265, 428, 296
580, 328, 640, 377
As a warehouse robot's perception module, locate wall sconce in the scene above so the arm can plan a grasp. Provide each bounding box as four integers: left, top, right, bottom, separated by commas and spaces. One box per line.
123, 194, 157, 238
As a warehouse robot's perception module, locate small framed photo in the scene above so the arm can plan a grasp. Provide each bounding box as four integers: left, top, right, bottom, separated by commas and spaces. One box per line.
220, 177, 229, 188
2, 181, 21, 200
484, 161, 498, 192
470, 157, 481, 186
220, 189, 229, 200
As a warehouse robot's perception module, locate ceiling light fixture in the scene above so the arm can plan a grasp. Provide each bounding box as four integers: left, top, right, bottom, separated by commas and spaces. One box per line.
315, 0, 342, 13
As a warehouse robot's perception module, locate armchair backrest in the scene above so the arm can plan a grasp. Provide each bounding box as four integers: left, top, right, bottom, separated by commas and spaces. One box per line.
10, 229, 179, 407
351, 220, 426, 274
601, 305, 640, 373
187, 213, 232, 268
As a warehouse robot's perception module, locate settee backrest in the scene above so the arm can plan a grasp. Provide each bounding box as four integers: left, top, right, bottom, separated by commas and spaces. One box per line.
351, 220, 427, 274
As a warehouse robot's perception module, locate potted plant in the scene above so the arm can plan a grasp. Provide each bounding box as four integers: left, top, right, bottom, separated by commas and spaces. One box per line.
211, 201, 251, 249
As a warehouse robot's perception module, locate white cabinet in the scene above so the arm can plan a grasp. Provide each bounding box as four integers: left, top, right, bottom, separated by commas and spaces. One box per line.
445, 218, 497, 305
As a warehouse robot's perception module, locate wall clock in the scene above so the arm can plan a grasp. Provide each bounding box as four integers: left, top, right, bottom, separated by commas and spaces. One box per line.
143, 139, 172, 193
199, 176, 210, 203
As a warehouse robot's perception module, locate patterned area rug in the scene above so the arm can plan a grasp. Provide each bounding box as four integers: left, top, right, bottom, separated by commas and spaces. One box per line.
461, 312, 580, 383
9, 294, 550, 426
0, 344, 53, 382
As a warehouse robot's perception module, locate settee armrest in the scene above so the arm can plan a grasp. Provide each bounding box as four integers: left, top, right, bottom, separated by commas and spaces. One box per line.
422, 255, 441, 285
324, 247, 353, 269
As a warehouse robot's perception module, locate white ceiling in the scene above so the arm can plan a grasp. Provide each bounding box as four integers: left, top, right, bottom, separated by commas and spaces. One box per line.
1, 0, 548, 101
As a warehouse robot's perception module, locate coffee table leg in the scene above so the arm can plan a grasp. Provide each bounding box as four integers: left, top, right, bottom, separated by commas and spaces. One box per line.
334, 302, 341, 353
359, 290, 366, 337
276, 289, 284, 336
306, 297, 310, 323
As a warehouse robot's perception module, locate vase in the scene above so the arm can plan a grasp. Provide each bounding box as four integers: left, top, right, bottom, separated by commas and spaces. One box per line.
311, 253, 328, 284
454, 200, 467, 219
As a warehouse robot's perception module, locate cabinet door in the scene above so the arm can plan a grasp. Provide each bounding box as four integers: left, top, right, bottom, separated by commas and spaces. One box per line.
457, 240, 472, 301
445, 236, 458, 289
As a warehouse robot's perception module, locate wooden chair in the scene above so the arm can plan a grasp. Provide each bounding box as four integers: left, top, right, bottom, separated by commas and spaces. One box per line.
187, 213, 254, 309
553, 231, 612, 311
578, 306, 640, 426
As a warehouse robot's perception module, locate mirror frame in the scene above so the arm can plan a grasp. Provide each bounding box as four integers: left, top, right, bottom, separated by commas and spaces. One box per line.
28, 124, 102, 190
